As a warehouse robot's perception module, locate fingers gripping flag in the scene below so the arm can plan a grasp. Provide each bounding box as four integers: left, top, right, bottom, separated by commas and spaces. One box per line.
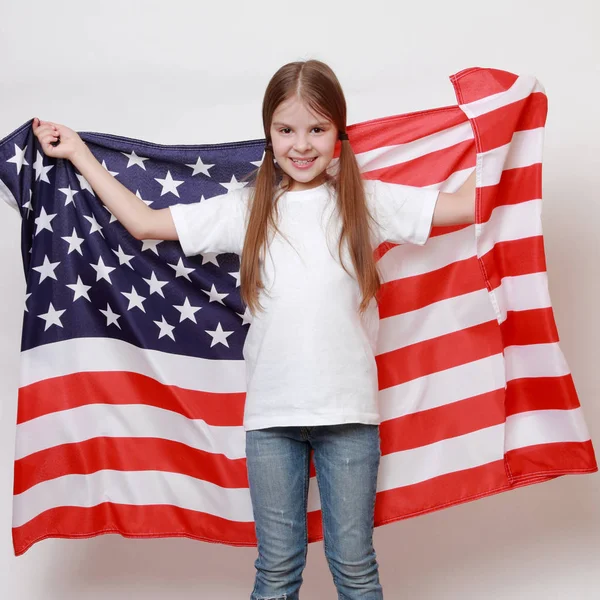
0, 67, 596, 557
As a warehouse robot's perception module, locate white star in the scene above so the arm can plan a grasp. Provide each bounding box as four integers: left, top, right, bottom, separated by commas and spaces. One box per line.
219, 174, 247, 193
66, 275, 92, 302
33, 255, 60, 282
228, 271, 241, 287
59, 186, 79, 207
99, 303, 121, 329
24, 292, 32, 313
76, 172, 95, 195
173, 297, 202, 323
136, 190, 153, 207
203, 284, 228, 305
205, 322, 234, 348
22, 190, 33, 215
61, 228, 85, 255
200, 252, 220, 267
154, 315, 176, 341
236, 306, 253, 326
37, 302, 65, 331
90, 256, 116, 283
122, 150, 150, 170
141, 239, 162, 254
112, 244, 135, 269
186, 155, 214, 177
168, 257, 194, 281
250, 151, 266, 168
121, 285, 147, 312
155, 170, 185, 197
34, 207, 57, 235
104, 205, 117, 223
101, 160, 118, 177
7, 143, 29, 174
32, 151, 53, 183
143, 271, 169, 297
84, 213, 104, 236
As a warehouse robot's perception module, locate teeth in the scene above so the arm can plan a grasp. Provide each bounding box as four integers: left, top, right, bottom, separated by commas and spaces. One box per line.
291, 158, 315, 165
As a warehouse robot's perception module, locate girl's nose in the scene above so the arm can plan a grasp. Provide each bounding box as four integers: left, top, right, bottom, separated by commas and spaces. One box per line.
293, 136, 311, 152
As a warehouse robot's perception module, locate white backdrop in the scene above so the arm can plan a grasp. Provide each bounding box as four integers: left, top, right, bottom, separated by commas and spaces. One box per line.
0, 1, 598, 598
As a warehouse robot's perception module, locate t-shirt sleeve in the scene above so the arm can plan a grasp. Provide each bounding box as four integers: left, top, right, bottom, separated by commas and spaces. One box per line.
169, 188, 249, 256
365, 179, 439, 246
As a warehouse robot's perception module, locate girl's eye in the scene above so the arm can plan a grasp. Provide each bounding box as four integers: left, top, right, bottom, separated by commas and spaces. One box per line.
312, 127, 324, 133
280, 128, 291, 134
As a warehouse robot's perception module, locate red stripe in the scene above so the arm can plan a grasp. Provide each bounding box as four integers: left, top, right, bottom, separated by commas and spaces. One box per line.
451, 68, 519, 104
377, 256, 484, 318
13, 437, 249, 495
506, 440, 598, 480
376, 320, 503, 390
12, 502, 258, 557
506, 375, 581, 415
480, 163, 542, 222
18, 371, 246, 425
346, 107, 468, 155
363, 139, 475, 187
481, 236, 547, 291
473, 92, 547, 153
500, 308, 559, 347
380, 389, 505, 453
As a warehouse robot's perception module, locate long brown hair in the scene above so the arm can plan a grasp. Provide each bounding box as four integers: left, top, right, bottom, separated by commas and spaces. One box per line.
240, 59, 381, 316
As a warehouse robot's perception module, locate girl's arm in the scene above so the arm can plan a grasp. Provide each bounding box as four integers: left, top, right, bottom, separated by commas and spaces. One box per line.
33, 118, 178, 241
432, 170, 476, 227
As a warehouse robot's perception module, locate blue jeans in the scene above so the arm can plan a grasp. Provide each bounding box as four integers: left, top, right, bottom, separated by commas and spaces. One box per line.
246, 423, 384, 599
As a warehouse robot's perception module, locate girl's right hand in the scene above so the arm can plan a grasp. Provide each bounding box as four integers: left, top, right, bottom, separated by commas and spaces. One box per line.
32, 117, 87, 161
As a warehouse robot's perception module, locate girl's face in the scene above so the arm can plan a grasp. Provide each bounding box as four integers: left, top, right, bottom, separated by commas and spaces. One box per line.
269, 96, 338, 192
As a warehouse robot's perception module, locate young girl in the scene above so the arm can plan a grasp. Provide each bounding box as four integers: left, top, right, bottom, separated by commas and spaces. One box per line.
33, 59, 475, 600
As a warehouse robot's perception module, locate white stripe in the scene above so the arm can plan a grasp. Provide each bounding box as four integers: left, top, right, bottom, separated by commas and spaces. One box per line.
357, 121, 474, 173
478, 199, 542, 257
479, 128, 544, 187
12, 469, 255, 529
378, 222, 477, 282
504, 343, 571, 380
505, 407, 591, 451
13, 406, 587, 528
494, 272, 552, 323
0, 177, 18, 210
379, 354, 506, 420
20, 336, 246, 390
380, 424, 505, 489
377, 288, 496, 354
459, 75, 545, 119
15, 403, 245, 461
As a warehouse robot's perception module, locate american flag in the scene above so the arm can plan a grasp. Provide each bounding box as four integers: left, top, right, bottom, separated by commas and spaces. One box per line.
0, 67, 596, 557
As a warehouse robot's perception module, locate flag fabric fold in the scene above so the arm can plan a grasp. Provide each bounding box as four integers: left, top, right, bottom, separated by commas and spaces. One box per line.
0, 66, 596, 557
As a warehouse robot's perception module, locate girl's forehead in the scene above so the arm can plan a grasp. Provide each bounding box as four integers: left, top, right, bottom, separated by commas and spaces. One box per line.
272, 96, 331, 125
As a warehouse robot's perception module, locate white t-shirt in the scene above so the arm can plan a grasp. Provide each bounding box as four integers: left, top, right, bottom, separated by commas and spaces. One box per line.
169, 179, 439, 431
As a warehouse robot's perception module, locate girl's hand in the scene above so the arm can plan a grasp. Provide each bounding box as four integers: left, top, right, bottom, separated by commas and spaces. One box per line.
32, 118, 87, 162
